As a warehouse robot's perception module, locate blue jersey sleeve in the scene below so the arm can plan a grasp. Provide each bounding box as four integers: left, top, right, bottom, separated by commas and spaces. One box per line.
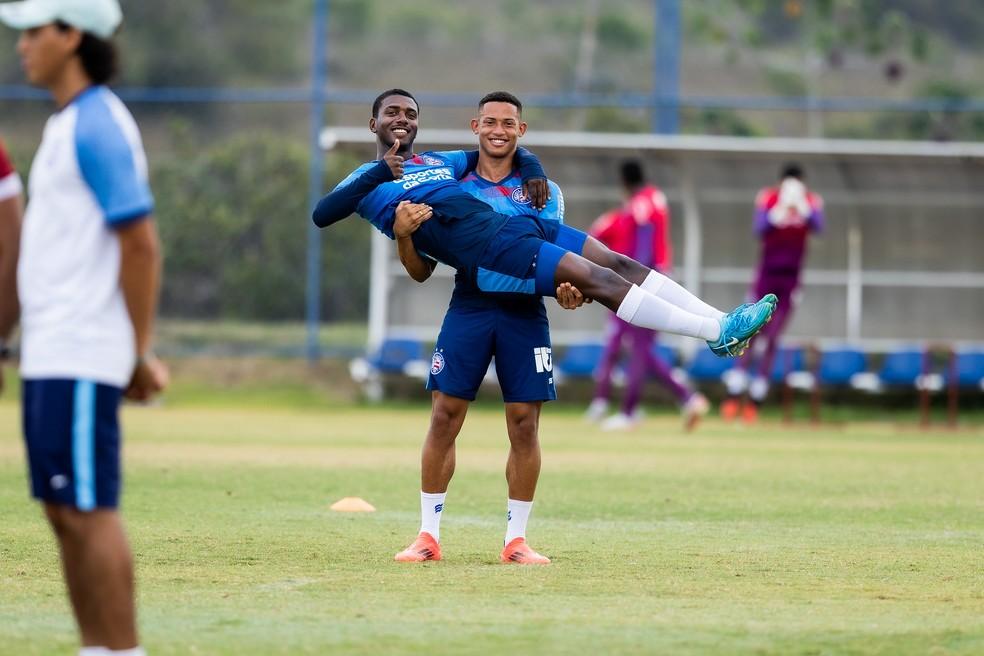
539, 181, 565, 223
434, 150, 479, 179
74, 99, 154, 226
312, 160, 393, 228
515, 147, 546, 183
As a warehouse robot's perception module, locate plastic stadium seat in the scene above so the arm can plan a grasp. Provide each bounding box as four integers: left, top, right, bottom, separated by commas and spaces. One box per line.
555, 342, 604, 379
370, 338, 428, 374
878, 349, 925, 386
350, 337, 430, 384
818, 348, 868, 386
951, 351, 984, 390
770, 346, 806, 383
652, 343, 677, 367
686, 348, 734, 382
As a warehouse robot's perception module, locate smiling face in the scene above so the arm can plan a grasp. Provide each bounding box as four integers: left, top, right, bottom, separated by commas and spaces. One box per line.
17, 24, 81, 88
370, 94, 419, 150
471, 101, 526, 160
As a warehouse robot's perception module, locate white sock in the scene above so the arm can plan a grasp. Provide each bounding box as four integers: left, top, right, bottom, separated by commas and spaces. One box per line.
640, 270, 725, 320
79, 649, 108, 656
419, 491, 446, 542
108, 649, 146, 656
617, 285, 721, 341
505, 499, 533, 544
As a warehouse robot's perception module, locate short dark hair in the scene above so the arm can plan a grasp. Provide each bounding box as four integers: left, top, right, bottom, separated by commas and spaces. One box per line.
55, 21, 118, 85
372, 88, 418, 118
478, 91, 523, 114
620, 160, 645, 187
781, 162, 804, 180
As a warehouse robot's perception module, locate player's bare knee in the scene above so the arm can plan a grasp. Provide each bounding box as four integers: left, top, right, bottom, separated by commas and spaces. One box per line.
44, 504, 88, 539
429, 403, 465, 441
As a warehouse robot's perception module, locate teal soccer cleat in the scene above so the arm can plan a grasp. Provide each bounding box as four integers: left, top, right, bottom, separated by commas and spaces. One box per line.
707, 294, 778, 357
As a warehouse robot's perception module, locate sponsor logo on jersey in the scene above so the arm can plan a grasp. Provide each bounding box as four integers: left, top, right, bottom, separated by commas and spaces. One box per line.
431, 351, 446, 375
422, 155, 444, 166
533, 346, 553, 373
511, 186, 531, 205
399, 166, 455, 191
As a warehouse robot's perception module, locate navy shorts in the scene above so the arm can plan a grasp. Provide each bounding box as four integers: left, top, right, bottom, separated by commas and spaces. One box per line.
427, 301, 557, 403
22, 379, 124, 511
475, 215, 587, 298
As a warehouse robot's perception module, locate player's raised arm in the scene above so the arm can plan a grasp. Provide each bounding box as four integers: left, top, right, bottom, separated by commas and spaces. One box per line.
312, 158, 395, 228
393, 200, 436, 283
514, 147, 549, 211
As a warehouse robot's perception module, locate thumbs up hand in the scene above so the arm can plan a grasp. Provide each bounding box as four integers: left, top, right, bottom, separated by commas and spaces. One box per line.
384, 139, 405, 179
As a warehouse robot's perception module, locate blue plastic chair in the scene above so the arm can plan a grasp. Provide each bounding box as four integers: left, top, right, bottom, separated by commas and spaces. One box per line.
556, 342, 605, 379
878, 349, 925, 387
370, 338, 427, 374
817, 348, 867, 386
652, 343, 677, 367
686, 349, 734, 382
770, 347, 806, 383
952, 351, 984, 388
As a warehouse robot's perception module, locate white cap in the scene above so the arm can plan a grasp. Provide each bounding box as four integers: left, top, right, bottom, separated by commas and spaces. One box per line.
0, 0, 122, 39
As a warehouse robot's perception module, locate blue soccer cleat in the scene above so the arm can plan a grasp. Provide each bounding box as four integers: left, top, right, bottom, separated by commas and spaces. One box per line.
707, 294, 778, 357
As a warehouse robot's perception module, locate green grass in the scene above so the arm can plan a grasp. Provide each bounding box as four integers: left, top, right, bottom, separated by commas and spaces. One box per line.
1, 398, 983, 655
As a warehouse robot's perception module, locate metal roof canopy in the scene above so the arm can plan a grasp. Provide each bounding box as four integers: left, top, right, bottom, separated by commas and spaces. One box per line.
321, 127, 984, 160
319, 127, 984, 365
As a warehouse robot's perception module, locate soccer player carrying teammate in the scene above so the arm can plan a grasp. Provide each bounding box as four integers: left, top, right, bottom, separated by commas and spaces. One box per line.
585, 161, 709, 432
313, 89, 777, 364
0, 138, 22, 384
721, 163, 824, 423
0, 1, 168, 653
388, 91, 574, 564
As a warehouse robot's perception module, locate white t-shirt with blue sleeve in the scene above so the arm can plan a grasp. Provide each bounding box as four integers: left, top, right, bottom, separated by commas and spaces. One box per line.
19, 86, 154, 387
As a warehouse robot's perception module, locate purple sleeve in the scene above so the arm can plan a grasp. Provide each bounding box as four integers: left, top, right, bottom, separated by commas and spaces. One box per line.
754, 207, 771, 236
808, 206, 825, 233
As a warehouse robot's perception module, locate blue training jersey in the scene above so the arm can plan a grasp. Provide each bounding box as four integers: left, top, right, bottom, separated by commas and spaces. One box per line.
313, 148, 546, 277
327, 151, 499, 273
452, 170, 564, 308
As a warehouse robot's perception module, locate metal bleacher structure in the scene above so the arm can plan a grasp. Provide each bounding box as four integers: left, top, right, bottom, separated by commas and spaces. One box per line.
324, 128, 984, 412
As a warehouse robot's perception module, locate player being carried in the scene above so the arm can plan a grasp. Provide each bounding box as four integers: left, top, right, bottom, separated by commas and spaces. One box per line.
388, 91, 586, 565
313, 88, 776, 357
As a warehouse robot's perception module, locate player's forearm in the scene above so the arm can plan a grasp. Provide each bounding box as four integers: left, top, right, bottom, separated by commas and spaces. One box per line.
514, 147, 546, 182
0, 197, 21, 339
397, 236, 434, 283
313, 161, 394, 228
118, 218, 162, 357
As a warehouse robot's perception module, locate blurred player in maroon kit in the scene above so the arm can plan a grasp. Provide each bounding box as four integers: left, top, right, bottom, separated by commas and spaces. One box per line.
722, 163, 824, 422
0, 138, 22, 386
585, 161, 708, 431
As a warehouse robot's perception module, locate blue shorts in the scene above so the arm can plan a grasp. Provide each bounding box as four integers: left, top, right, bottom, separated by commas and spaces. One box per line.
22, 379, 124, 511
426, 300, 557, 403
475, 215, 587, 298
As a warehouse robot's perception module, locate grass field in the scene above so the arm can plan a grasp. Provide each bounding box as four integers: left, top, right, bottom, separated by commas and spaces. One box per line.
2, 390, 983, 655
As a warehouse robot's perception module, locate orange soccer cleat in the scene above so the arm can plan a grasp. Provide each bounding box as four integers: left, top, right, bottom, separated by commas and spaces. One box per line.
720, 398, 741, 422
741, 402, 760, 424
500, 538, 551, 565
394, 531, 442, 562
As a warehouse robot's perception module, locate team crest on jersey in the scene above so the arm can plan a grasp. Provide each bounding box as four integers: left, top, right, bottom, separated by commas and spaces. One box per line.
511, 187, 531, 205
431, 351, 446, 375
422, 155, 444, 166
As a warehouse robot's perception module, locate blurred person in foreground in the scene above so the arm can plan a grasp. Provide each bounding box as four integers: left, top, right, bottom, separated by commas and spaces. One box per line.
585, 161, 709, 432
391, 91, 579, 565
721, 163, 824, 423
0, 138, 22, 386
0, 0, 168, 653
